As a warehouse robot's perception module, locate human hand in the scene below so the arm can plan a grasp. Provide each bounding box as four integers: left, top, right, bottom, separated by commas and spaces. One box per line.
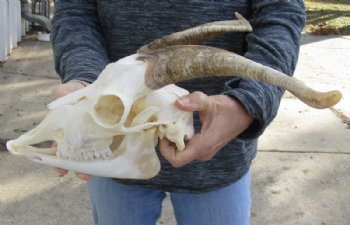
159, 91, 254, 168
51, 80, 91, 181
50, 79, 89, 99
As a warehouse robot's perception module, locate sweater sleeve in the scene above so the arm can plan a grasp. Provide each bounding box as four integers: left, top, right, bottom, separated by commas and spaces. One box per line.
223, 0, 306, 139
51, 0, 109, 83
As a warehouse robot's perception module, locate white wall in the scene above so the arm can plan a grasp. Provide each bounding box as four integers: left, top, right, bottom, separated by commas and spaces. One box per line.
0, 0, 22, 62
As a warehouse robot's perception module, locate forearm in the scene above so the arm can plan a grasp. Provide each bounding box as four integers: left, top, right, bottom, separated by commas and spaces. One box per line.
51, 0, 109, 83
224, 0, 306, 139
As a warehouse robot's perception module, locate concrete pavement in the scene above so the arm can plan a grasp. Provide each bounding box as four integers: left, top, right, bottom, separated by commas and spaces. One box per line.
0, 35, 349, 225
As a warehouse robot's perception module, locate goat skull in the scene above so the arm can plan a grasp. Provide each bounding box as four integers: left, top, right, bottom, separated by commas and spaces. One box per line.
7, 54, 194, 179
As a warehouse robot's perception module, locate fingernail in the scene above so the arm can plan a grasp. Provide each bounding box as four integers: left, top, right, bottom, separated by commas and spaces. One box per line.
76, 173, 91, 180
177, 97, 190, 105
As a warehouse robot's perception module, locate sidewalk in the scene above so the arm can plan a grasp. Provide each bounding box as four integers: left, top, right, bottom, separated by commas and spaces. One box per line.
0, 35, 349, 225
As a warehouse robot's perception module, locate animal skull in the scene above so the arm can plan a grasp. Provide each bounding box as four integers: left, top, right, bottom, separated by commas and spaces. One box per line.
7, 54, 194, 179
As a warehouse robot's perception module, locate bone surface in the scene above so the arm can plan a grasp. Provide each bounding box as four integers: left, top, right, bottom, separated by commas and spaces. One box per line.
7, 55, 194, 179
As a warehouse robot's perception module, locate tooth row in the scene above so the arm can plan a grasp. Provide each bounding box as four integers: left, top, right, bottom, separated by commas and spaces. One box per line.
57, 148, 112, 161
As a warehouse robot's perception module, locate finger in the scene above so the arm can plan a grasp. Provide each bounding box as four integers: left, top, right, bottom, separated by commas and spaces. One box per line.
180, 133, 217, 161
175, 91, 210, 112
51, 84, 74, 100
50, 80, 88, 100
75, 173, 92, 181
159, 137, 199, 168
54, 167, 68, 177
159, 138, 177, 162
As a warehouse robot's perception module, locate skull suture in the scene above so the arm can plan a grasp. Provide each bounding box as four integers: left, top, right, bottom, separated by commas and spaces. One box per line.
7, 54, 194, 179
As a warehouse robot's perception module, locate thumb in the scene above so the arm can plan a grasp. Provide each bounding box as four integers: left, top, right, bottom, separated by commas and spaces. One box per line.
175, 91, 210, 112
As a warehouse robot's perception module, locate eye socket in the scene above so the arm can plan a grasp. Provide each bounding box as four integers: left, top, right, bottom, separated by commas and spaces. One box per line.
93, 95, 125, 127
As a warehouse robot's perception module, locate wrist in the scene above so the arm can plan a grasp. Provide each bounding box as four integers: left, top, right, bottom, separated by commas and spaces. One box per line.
227, 95, 254, 127
220, 94, 254, 134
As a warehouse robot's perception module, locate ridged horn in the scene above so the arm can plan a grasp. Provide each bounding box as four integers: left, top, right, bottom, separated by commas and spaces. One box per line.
137, 45, 342, 109
139, 12, 252, 52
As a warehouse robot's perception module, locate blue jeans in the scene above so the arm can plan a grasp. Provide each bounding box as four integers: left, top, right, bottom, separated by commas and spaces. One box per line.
87, 171, 251, 225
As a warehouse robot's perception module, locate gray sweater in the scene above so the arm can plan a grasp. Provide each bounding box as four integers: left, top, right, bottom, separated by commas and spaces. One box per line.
51, 0, 306, 192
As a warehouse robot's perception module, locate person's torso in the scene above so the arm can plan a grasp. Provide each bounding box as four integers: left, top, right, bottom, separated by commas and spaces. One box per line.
96, 0, 251, 61
94, 0, 256, 192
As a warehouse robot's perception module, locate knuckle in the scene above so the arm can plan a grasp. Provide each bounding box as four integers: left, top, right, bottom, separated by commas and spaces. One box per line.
192, 91, 207, 100
170, 160, 184, 168
171, 153, 191, 168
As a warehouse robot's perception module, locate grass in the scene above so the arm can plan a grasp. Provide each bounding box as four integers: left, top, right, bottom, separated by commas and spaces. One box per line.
305, 0, 350, 35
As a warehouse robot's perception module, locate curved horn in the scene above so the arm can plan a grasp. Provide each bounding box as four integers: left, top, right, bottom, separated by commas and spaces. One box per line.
137, 45, 342, 109
139, 12, 252, 52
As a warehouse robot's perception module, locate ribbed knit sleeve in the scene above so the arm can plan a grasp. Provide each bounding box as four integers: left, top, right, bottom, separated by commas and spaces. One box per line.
51, 0, 109, 83
223, 0, 306, 139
